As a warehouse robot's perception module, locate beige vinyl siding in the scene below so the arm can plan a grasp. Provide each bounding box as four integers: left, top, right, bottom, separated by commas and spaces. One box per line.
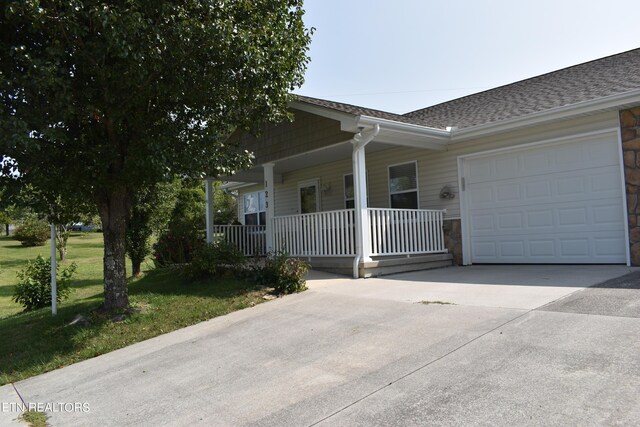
237, 111, 619, 221
271, 158, 353, 216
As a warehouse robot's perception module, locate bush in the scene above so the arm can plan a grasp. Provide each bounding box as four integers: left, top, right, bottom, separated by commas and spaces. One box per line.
153, 228, 204, 267
12, 255, 77, 311
13, 217, 50, 246
251, 251, 310, 294
152, 183, 207, 267
186, 240, 246, 278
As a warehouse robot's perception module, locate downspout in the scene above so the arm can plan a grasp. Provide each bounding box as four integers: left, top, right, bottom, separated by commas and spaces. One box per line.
352, 124, 380, 279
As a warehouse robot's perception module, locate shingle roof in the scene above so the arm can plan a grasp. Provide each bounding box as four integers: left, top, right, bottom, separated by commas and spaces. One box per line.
405, 48, 640, 129
296, 48, 640, 130
294, 94, 419, 125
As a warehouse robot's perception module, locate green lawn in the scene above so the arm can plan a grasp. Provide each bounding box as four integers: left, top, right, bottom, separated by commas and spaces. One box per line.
0, 233, 267, 385
1, 233, 109, 318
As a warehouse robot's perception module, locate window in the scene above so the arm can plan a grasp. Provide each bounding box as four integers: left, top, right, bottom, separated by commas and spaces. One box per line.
388, 161, 418, 209
298, 180, 319, 214
344, 174, 354, 209
344, 172, 369, 209
243, 191, 266, 225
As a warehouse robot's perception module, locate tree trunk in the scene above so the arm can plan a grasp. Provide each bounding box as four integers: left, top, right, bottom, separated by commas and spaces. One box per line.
4, 223, 8, 236
97, 188, 129, 310
131, 259, 142, 277
56, 225, 69, 261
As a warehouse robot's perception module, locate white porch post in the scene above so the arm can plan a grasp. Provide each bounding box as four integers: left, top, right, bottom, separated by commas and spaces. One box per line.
263, 163, 275, 252
351, 125, 380, 278
205, 178, 215, 244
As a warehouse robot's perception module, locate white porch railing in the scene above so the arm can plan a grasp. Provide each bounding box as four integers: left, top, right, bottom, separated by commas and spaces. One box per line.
368, 208, 446, 256
216, 208, 446, 258
212, 225, 266, 256
273, 209, 356, 257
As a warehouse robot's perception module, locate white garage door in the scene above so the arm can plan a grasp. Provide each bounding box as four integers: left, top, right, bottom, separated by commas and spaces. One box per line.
464, 133, 626, 263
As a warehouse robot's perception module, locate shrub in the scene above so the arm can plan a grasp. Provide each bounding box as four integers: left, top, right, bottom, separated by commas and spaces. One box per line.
153, 228, 204, 267
186, 240, 246, 278
13, 217, 50, 246
152, 183, 207, 267
12, 255, 77, 311
252, 251, 310, 294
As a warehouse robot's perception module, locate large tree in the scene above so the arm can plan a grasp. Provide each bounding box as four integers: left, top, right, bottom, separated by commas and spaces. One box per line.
0, 1, 311, 309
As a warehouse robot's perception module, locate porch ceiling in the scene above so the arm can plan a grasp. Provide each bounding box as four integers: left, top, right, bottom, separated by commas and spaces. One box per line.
224, 140, 406, 183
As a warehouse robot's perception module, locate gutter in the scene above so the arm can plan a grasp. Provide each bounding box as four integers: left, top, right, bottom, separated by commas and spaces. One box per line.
356, 115, 451, 140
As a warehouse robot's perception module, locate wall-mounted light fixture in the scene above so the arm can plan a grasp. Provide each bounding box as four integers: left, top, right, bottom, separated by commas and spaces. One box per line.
439, 185, 456, 199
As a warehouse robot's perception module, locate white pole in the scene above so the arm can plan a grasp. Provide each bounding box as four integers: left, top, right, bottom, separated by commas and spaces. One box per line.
50, 224, 57, 316
263, 163, 275, 252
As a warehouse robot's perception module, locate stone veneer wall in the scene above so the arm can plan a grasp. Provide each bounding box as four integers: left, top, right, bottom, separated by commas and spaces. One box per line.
620, 107, 640, 265
442, 219, 462, 265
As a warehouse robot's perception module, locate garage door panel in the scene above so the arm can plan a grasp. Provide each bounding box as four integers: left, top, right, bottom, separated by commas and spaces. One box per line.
471, 231, 626, 263
591, 171, 621, 192
467, 166, 621, 206
593, 205, 623, 225
468, 165, 621, 209
525, 180, 552, 199
465, 133, 626, 264
469, 198, 624, 237
467, 136, 620, 185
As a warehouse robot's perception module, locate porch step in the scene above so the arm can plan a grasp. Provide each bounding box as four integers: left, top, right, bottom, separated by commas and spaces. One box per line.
306, 257, 355, 277
306, 253, 453, 278
360, 253, 453, 278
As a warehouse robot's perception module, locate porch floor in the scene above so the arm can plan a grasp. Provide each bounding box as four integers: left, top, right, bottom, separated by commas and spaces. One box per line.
305, 253, 453, 278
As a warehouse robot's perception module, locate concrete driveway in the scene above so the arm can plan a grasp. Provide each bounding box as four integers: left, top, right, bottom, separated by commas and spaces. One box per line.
2, 265, 640, 426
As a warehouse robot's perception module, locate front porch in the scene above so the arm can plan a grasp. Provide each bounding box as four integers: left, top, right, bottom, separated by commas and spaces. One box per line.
211, 101, 458, 278
211, 207, 451, 277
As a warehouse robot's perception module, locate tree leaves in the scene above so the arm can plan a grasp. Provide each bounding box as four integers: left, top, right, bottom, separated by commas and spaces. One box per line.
1, 0, 311, 195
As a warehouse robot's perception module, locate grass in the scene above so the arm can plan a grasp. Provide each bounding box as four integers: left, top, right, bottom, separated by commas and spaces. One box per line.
0, 233, 268, 385
19, 410, 48, 427
0, 232, 107, 318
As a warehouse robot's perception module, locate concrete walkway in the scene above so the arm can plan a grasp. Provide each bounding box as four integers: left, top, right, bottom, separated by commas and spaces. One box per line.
2, 265, 639, 426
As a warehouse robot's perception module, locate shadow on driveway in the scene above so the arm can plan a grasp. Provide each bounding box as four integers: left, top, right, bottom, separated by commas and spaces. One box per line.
539, 271, 640, 318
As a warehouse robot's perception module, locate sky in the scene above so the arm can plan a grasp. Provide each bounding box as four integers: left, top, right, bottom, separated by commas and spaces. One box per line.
295, 0, 640, 114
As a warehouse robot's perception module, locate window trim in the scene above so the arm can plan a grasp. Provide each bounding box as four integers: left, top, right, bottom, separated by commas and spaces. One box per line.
387, 160, 419, 209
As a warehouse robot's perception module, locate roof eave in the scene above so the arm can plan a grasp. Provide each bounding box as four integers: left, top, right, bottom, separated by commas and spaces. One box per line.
290, 100, 451, 150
